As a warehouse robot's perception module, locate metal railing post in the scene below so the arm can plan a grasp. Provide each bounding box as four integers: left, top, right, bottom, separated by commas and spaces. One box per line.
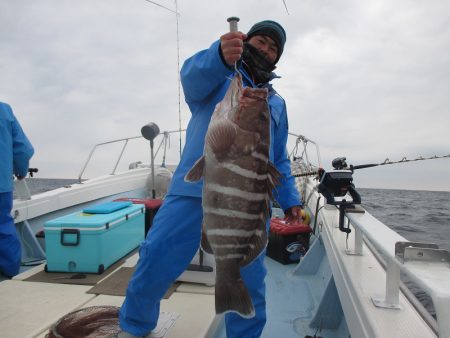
346, 226, 363, 256
111, 139, 129, 175
78, 145, 98, 183
371, 257, 401, 309
77, 129, 185, 182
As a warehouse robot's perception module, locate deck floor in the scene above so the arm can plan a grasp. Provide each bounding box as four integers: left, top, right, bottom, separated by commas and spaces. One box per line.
212, 255, 349, 338
2, 253, 347, 338
0, 253, 219, 338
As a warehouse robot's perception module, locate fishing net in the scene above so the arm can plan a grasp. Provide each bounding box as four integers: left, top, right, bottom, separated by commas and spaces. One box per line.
45, 305, 120, 338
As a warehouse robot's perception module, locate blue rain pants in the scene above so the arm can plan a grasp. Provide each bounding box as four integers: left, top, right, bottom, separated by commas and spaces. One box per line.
0, 192, 21, 277
119, 194, 268, 337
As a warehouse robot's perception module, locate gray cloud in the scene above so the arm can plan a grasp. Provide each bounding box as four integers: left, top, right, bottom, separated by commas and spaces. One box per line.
1, 0, 449, 190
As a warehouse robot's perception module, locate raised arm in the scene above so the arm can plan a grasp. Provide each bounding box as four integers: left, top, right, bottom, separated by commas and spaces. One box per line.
180, 32, 246, 104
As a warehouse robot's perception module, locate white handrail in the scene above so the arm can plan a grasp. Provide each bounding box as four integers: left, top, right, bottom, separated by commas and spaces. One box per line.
77, 135, 142, 183
346, 211, 450, 337
77, 129, 186, 183
292, 134, 444, 337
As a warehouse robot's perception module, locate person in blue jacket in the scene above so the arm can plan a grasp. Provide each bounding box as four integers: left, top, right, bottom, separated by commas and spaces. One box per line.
118, 20, 303, 338
0, 102, 34, 278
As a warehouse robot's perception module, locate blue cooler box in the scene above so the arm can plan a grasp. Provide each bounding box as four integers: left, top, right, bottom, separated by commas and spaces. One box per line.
44, 202, 145, 273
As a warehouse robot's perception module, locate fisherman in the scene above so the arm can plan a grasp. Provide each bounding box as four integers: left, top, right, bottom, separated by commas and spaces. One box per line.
0, 102, 34, 278
118, 20, 303, 338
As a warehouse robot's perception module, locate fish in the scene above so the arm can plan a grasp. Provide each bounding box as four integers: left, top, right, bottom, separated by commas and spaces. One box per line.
185, 72, 282, 318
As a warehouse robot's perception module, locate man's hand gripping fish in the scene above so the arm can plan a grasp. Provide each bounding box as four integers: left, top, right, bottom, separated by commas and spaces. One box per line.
185, 72, 282, 318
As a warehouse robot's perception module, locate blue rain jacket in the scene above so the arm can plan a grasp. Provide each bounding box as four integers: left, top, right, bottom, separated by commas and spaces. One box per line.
168, 40, 301, 210
119, 41, 299, 337
0, 102, 34, 193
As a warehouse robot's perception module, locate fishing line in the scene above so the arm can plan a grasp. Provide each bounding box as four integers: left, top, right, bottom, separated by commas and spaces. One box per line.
227, 17, 242, 76
345, 218, 350, 251
312, 196, 321, 236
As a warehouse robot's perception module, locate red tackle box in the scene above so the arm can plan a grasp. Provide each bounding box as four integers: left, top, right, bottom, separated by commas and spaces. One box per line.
266, 218, 312, 265
114, 198, 163, 236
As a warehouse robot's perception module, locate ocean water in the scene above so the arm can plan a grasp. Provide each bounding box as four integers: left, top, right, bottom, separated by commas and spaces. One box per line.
20, 178, 79, 196
19, 179, 450, 317
359, 188, 450, 253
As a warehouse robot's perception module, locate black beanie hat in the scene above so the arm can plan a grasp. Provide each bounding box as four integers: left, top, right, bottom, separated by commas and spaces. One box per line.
246, 20, 286, 63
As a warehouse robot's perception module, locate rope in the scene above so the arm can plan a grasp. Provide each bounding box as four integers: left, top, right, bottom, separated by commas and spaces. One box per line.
293, 171, 319, 178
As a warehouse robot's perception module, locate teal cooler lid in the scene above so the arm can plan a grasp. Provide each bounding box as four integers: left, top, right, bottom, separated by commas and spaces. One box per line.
82, 201, 132, 214
44, 203, 143, 230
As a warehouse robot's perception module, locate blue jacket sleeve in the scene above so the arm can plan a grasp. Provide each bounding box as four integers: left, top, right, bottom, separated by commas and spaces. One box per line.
272, 97, 302, 210
180, 40, 234, 105
11, 111, 34, 178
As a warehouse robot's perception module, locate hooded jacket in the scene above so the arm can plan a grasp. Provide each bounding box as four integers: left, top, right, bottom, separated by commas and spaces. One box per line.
167, 40, 301, 210
0, 102, 34, 193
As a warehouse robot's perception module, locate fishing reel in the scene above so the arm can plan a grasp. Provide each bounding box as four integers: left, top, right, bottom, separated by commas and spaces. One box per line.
318, 157, 361, 234
28, 168, 38, 177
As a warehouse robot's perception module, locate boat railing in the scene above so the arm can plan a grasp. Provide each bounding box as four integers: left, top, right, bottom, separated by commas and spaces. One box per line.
291, 134, 448, 336
288, 133, 322, 170
77, 136, 142, 183
344, 205, 450, 337
77, 129, 185, 183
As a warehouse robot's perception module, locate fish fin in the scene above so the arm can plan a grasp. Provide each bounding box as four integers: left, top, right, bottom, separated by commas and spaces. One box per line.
263, 199, 271, 219
267, 161, 283, 187
239, 224, 268, 267
200, 226, 213, 254
206, 119, 237, 156
266, 161, 283, 200
215, 261, 255, 318
184, 156, 205, 182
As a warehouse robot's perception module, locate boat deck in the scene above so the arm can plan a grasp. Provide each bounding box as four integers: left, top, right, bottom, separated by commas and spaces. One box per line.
1, 250, 341, 338
1, 237, 438, 338
1, 252, 220, 338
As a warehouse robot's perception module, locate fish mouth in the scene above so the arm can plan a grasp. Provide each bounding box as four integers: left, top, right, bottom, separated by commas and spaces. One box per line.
228, 73, 243, 119
228, 74, 269, 125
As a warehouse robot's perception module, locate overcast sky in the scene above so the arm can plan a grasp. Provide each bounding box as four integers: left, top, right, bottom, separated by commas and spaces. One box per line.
1, 0, 449, 191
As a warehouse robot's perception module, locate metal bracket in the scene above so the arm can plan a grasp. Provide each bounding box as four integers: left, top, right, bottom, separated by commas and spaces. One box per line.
372, 241, 450, 311
372, 297, 401, 310
395, 241, 450, 265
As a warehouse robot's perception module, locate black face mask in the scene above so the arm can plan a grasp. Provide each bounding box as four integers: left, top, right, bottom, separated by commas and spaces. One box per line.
242, 42, 276, 85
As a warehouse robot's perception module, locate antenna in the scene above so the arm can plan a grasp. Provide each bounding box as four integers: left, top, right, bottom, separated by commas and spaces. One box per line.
282, 0, 290, 15
143, 0, 179, 14
175, 0, 182, 159
143, 0, 183, 159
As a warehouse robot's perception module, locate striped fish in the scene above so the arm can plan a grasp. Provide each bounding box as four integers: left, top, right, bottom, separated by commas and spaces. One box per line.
185, 72, 281, 318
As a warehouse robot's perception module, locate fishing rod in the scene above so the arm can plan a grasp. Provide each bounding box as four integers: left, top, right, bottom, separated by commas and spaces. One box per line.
293, 153, 450, 178
295, 153, 449, 234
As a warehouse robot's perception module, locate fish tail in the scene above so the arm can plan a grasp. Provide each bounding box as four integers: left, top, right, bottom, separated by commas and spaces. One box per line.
215, 261, 255, 318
